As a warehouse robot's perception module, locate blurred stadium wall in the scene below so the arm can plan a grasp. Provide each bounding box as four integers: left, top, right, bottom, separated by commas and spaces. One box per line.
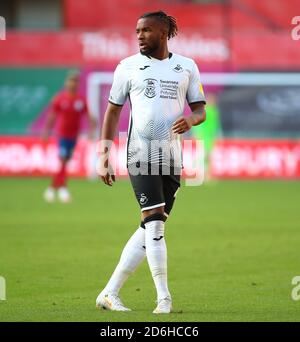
0, 0, 300, 179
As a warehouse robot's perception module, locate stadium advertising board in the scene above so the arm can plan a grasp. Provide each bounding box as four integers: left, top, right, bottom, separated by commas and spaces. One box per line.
0, 137, 299, 179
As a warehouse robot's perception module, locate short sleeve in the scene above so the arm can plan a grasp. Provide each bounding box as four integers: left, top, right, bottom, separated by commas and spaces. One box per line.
186, 61, 206, 104
109, 62, 130, 106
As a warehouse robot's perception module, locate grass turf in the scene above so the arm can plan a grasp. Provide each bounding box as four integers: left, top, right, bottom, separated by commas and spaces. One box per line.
0, 178, 300, 322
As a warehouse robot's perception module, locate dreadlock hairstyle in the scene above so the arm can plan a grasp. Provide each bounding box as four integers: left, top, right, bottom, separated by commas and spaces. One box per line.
139, 10, 178, 40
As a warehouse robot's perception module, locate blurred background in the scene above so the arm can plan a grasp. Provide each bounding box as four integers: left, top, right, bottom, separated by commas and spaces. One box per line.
0, 0, 300, 179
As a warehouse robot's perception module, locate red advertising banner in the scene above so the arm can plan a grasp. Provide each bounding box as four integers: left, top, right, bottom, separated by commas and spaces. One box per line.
0, 136, 204, 180
0, 136, 92, 177
211, 139, 300, 179
1, 137, 300, 179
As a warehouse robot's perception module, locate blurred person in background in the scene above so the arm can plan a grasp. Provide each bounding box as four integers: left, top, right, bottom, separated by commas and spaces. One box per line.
42, 71, 96, 203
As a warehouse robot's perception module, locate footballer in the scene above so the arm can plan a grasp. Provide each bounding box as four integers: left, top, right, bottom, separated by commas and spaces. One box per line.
96, 11, 206, 313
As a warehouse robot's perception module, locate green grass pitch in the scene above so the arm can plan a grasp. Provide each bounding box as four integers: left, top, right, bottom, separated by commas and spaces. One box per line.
0, 177, 300, 322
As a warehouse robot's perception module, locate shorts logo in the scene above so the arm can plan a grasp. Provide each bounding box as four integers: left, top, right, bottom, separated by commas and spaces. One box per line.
173, 64, 183, 73
144, 78, 158, 98
139, 193, 148, 205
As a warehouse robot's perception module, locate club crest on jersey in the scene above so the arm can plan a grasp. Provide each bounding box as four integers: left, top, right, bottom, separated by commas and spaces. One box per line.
139, 193, 148, 205
173, 64, 183, 73
144, 78, 158, 98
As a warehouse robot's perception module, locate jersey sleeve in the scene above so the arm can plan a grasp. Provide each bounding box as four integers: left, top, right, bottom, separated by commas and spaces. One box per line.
109, 62, 130, 106
186, 61, 206, 104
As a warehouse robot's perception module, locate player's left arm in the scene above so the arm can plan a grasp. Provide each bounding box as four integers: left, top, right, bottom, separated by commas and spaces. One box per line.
173, 61, 206, 134
172, 101, 206, 134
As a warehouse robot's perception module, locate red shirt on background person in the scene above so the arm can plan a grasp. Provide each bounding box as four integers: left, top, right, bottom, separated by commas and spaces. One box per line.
52, 90, 88, 140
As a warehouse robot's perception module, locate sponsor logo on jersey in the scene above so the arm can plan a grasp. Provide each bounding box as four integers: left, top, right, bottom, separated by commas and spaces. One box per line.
139, 193, 148, 205
140, 65, 150, 70
173, 64, 183, 73
144, 78, 158, 98
159, 80, 179, 100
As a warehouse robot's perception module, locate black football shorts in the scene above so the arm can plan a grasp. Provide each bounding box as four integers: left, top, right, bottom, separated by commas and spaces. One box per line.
128, 163, 181, 216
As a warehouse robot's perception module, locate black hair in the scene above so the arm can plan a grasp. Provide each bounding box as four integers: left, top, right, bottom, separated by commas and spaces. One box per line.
139, 10, 178, 40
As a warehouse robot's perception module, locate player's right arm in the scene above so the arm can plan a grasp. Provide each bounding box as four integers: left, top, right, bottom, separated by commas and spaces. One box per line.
42, 94, 59, 142
42, 111, 56, 142
97, 62, 130, 186
97, 102, 123, 186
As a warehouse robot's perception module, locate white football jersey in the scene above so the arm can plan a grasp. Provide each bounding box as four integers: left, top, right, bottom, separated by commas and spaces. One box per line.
109, 52, 206, 168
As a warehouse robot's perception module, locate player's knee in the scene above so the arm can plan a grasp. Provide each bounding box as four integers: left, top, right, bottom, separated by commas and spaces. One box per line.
143, 208, 166, 223
143, 206, 164, 216
163, 211, 169, 221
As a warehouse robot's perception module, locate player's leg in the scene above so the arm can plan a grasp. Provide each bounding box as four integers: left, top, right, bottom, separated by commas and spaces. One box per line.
142, 206, 172, 314
102, 222, 146, 295
162, 171, 181, 219
44, 138, 73, 202
143, 170, 181, 314
56, 157, 71, 202
96, 169, 163, 311
52, 156, 67, 187
96, 222, 146, 311
44, 138, 63, 202
130, 166, 173, 313
96, 168, 158, 310
56, 138, 76, 202
96, 167, 172, 312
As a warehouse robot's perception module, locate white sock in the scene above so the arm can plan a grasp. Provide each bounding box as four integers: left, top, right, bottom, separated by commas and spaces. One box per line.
103, 226, 146, 295
145, 220, 171, 301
